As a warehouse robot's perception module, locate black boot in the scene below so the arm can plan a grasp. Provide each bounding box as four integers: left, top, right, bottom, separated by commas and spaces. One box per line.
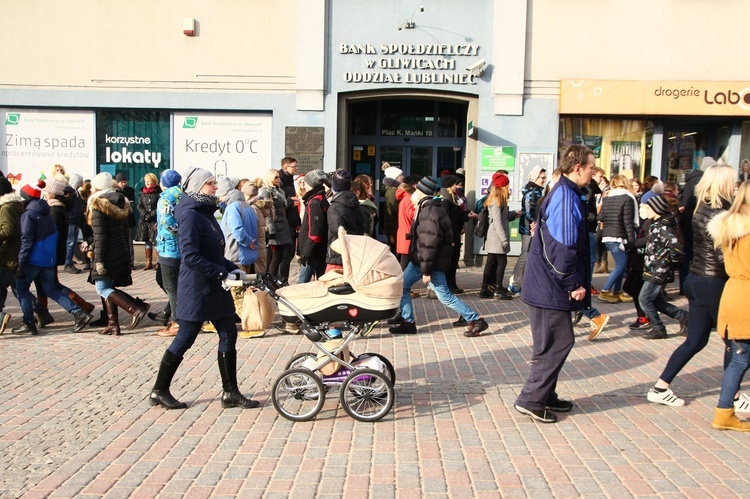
148, 309, 170, 326
73, 310, 93, 332
479, 284, 495, 299
89, 298, 108, 327
107, 290, 150, 330
218, 350, 260, 409
149, 350, 187, 409
35, 297, 55, 328
12, 321, 38, 335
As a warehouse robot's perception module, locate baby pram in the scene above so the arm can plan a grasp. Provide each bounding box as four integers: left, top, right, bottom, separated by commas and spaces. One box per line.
231, 228, 403, 422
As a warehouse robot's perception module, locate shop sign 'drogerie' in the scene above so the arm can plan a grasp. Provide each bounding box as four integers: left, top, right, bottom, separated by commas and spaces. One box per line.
340, 42, 482, 86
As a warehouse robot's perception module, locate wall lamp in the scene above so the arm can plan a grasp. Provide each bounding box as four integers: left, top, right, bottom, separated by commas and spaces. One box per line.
398, 6, 424, 30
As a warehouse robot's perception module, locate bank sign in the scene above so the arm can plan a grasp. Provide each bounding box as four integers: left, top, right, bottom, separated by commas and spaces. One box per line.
560, 80, 750, 116
0, 109, 96, 184
173, 112, 272, 180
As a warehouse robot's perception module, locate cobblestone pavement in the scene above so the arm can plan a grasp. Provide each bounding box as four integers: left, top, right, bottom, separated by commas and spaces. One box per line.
1, 263, 749, 498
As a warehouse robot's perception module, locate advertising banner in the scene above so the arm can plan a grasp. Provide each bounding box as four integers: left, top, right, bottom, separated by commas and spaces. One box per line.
480, 146, 515, 172
173, 112, 272, 180
0, 109, 96, 185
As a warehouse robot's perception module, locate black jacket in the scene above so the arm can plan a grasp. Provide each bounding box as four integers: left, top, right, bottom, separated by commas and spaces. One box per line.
438, 188, 470, 244
598, 190, 637, 242
88, 192, 133, 287
689, 201, 729, 278
643, 214, 683, 284
116, 185, 137, 227
582, 179, 601, 233
326, 190, 365, 265
409, 196, 454, 276
48, 203, 69, 266
297, 186, 329, 263
679, 169, 704, 245
278, 169, 302, 229
136, 186, 162, 243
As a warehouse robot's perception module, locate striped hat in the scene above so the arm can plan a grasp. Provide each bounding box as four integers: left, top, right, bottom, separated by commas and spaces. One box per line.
647, 195, 671, 216
21, 180, 45, 202
416, 176, 439, 195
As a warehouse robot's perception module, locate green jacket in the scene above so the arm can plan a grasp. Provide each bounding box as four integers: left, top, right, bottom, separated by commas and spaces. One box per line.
0, 193, 25, 270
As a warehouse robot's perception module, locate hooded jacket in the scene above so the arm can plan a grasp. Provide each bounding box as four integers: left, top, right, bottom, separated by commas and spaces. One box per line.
19, 198, 58, 269
396, 185, 416, 255
408, 195, 454, 276
156, 186, 182, 262
327, 190, 365, 265
88, 191, 133, 287
259, 185, 292, 246
221, 189, 259, 266
519, 181, 545, 236
297, 185, 329, 263
643, 213, 683, 284
709, 209, 750, 339
0, 193, 25, 270
175, 193, 238, 322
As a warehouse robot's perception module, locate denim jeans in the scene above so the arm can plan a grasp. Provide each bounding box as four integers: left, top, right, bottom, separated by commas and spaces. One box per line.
602, 241, 629, 292
168, 316, 237, 357
400, 262, 479, 323
64, 224, 79, 266
718, 339, 750, 409
94, 278, 116, 300
297, 258, 326, 284
638, 280, 687, 329
17, 266, 79, 323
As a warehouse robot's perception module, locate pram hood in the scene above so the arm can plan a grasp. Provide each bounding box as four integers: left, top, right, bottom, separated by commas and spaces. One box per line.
330, 227, 403, 299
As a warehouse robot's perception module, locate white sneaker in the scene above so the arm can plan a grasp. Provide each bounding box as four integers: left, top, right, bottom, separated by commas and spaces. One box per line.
734, 393, 750, 413
647, 387, 685, 407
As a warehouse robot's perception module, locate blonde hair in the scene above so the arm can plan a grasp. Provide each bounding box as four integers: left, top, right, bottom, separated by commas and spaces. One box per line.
263, 169, 279, 188
714, 181, 750, 255
694, 164, 735, 213
144, 173, 158, 184
484, 184, 509, 209
610, 174, 633, 193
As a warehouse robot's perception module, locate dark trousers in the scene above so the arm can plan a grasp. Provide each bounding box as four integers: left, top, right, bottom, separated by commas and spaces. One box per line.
660, 274, 730, 383
638, 281, 687, 329
516, 305, 575, 410
399, 254, 410, 271
482, 253, 508, 289
445, 242, 461, 289
158, 262, 179, 319
268, 243, 294, 283
0, 268, 18, 311
168, 316, 237, 358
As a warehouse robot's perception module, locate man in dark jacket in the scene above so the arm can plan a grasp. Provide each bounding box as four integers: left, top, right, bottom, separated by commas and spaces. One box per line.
64, 173, 85, 273
115, 173, 137, 268
509, 165, 546, 295
326, 170, 365, 271
380, 164, 403, 254
389, 176, 488, 337
514, 145, 594, 424
278, 156, 301, 243
14, 180, 92, 335
438, 174, 473, 294
297, 169, 329, 283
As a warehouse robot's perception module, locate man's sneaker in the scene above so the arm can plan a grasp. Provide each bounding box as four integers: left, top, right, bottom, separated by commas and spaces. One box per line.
514, 404, 557, 423
572, 310, 583, 326
449, 287, 464, 295
597, 291, 619, 304
508, 285, 521, 297
387, 315, 404, 325
452, 316, 467, 328
389, 321, 417, 334
677, 315, 689, 336
201, 321, 217, 333
590, 286, 599, 296
616, 292, 634, 303
463, 318, 489, 337
629, 317, 650, 330
0, 311, 10, 334
73, 311, 93, 333
479, 285, 495, 298
647, 387, 685, 407
494, 288, 514, 300
588, 314, 610, 340
734, 393, 750, 413
13, 321, 38, 335
546, 398, 574, 412
63, 264, 82, 274
642, 327, 668, 340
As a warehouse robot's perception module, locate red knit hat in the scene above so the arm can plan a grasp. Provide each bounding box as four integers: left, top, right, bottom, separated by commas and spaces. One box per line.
492, 172, 509, 188
20, 179, 45, 202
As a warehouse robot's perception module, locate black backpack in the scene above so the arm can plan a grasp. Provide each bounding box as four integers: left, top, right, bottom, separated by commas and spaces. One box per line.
474, 207, 489, 238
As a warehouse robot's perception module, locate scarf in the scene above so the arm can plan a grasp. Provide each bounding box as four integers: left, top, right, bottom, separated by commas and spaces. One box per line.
142, 185, 157, 195
187, 191, 218, 206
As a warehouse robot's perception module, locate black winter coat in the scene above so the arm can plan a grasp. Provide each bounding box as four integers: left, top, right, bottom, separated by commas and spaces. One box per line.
438, 188, 470, 244
689, 200, 730, 278
326, 190, 365, 265
279, 169, 302, 229
48, 201, 69, 266
409, 196, 454, 276
116, 185, 136, 227
88, 192, 133, 287
136, 186, 162, 243
598, 190, 637, 242
0, 193, 24, 270
175, 194, 238, 322
69, 191, 84, 227
297, 186, 328, 263
679, 169, 703, 246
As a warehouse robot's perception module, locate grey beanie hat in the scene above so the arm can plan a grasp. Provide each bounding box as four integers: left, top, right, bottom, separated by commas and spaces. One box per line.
68, 173, 84, 190
182, 167, 215, 195
304, 169, 328, 189
216, 176, 236, 198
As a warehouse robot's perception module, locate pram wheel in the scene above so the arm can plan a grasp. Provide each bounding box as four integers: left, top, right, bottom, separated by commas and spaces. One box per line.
354, 353, 396, 383
285, 352, 317, 371
272, 368, 326, 422
339, 368, 394, 422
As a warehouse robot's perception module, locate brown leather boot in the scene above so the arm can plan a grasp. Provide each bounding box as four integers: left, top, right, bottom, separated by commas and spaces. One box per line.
107, 290, 150, 330
144, 247, 153, 270
157, 321, 179, 337
99, 296, 120, 336
68, 291, 95, 314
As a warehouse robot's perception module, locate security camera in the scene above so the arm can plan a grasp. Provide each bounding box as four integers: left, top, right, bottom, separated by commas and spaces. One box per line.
466, 58, 487, 76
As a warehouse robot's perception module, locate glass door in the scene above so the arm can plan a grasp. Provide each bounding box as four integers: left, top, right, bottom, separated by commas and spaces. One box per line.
408, 147, 433, 179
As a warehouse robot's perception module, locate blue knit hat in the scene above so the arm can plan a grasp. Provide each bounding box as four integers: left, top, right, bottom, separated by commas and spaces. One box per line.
160, 169, 182, 189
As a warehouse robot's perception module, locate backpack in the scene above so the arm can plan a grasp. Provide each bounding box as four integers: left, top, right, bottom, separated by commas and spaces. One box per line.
474, 207, 489, 239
